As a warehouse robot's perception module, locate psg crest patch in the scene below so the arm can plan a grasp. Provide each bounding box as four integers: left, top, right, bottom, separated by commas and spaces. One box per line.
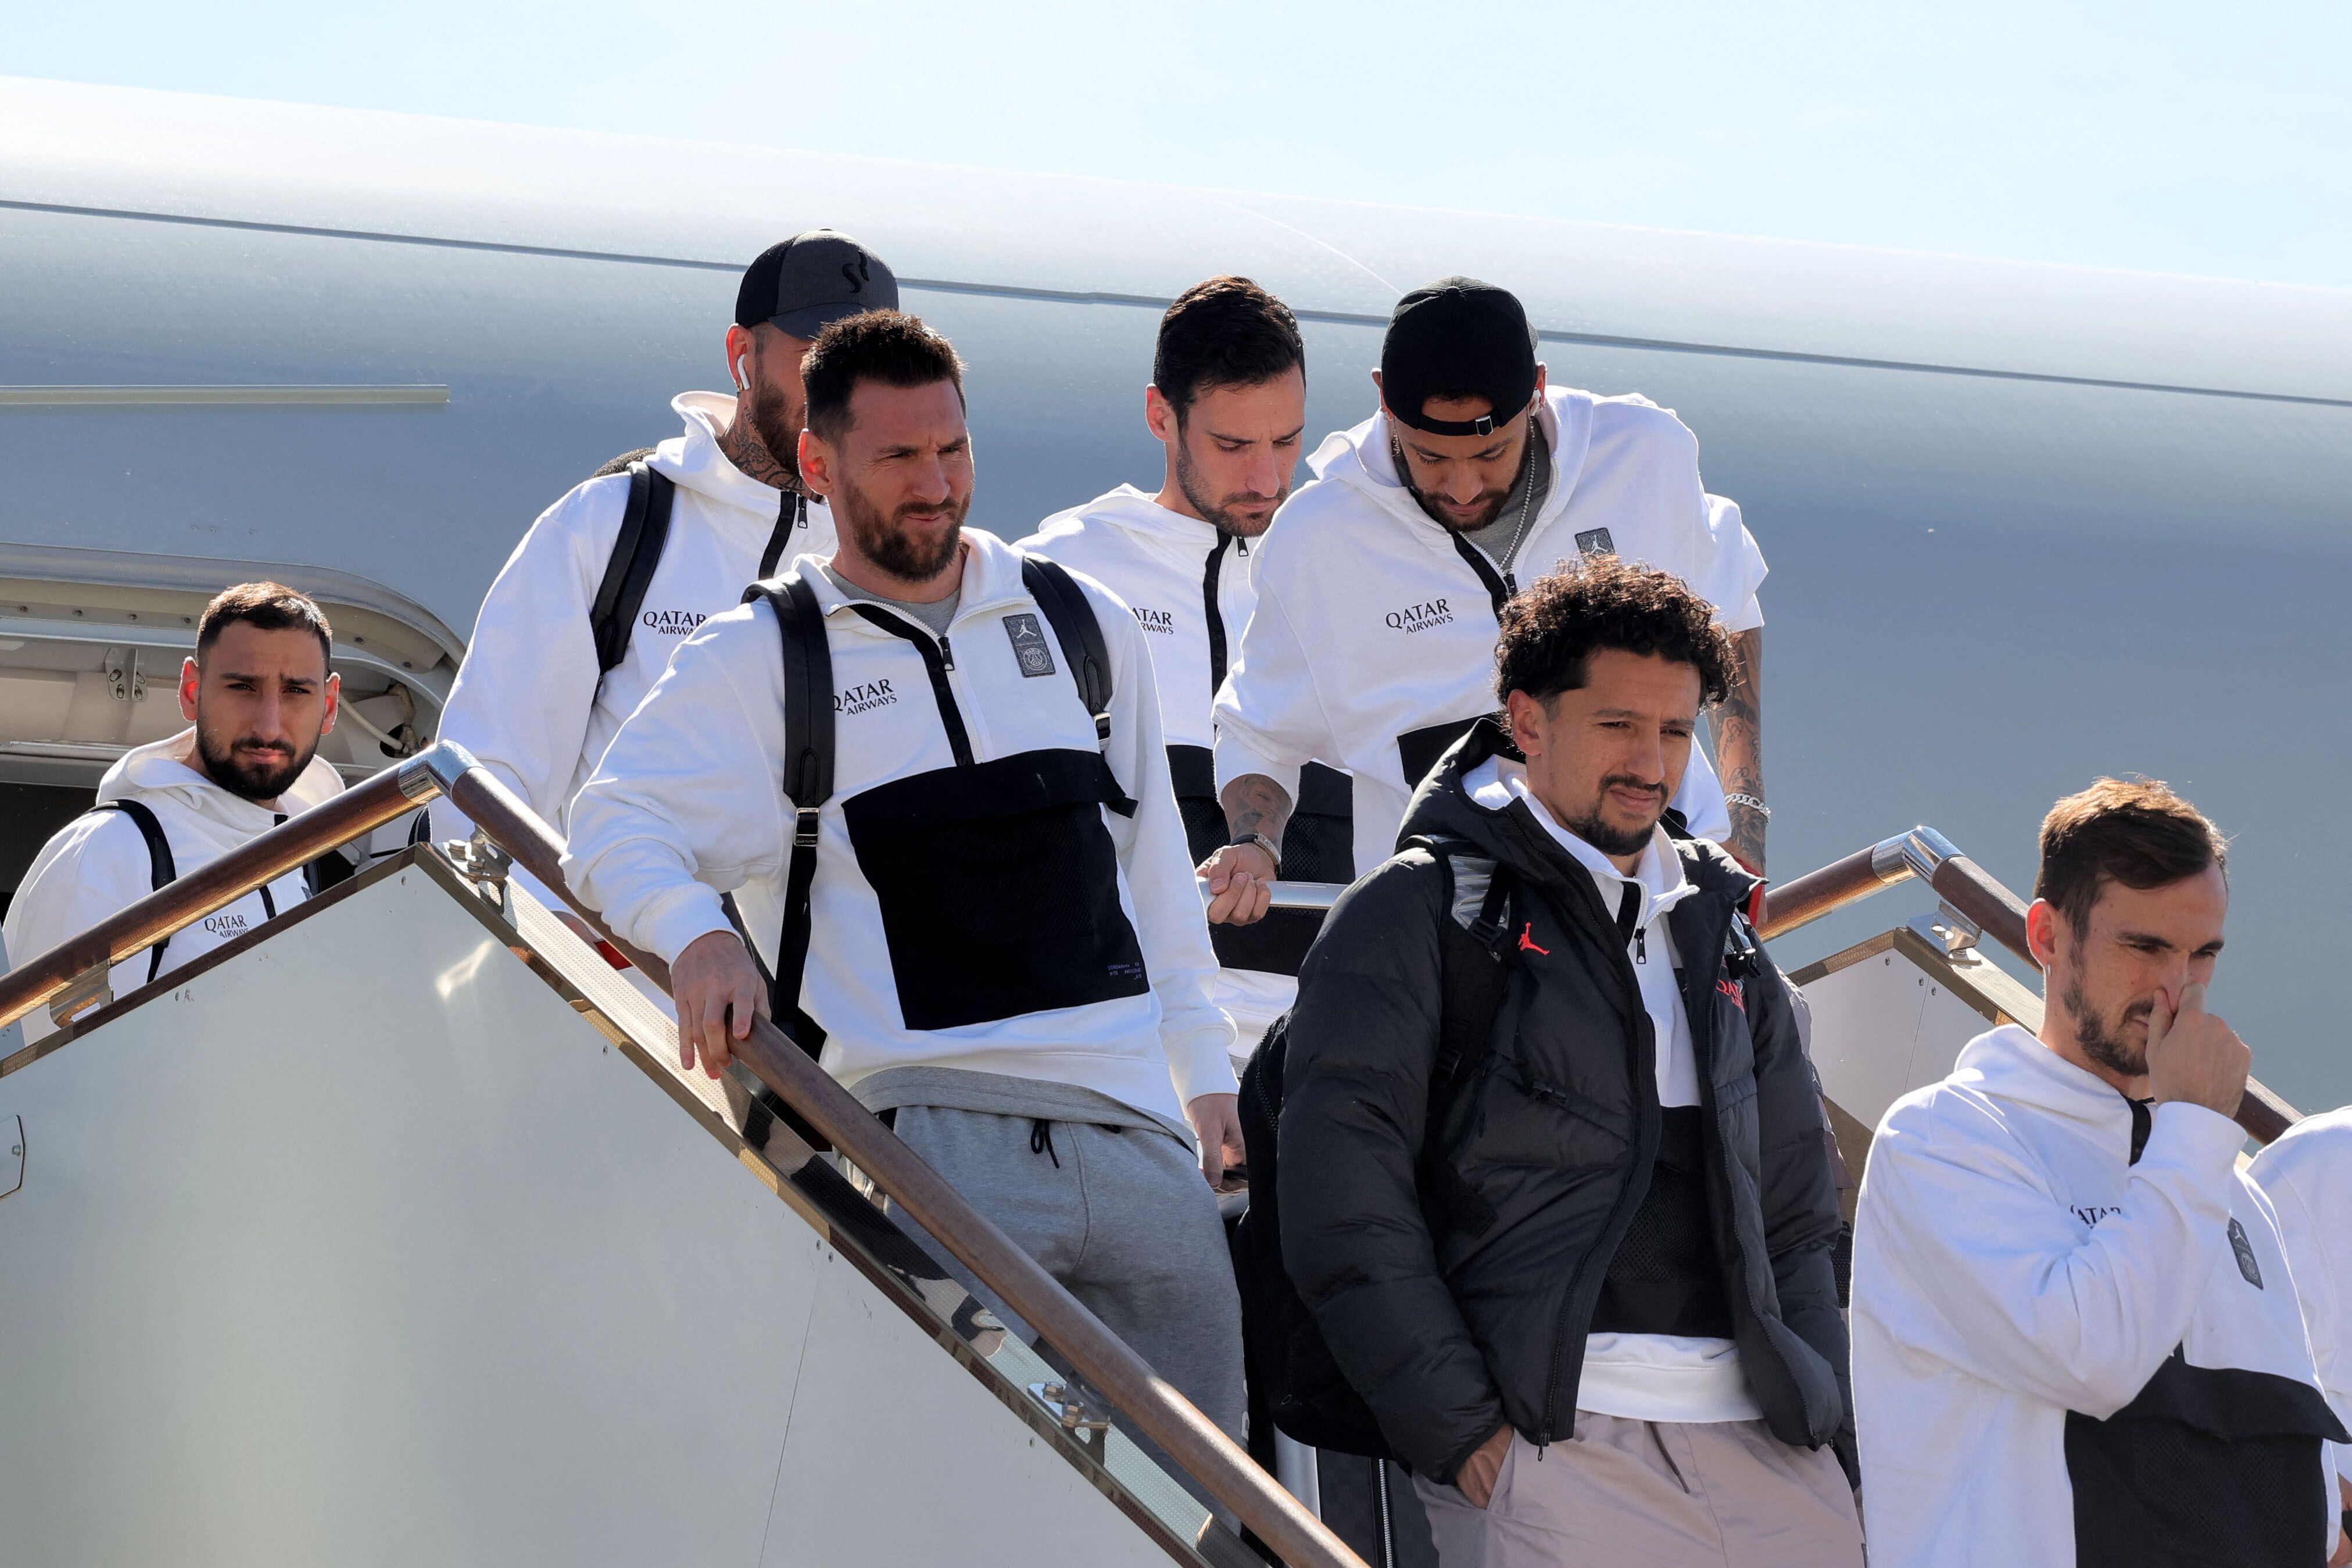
1003, 613, 1057, 678
1575, 527, 1616, 556
2228, 1216, 2263, 1288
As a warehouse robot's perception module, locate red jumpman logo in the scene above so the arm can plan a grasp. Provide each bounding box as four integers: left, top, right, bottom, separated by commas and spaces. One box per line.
1519, 923, 1549, 955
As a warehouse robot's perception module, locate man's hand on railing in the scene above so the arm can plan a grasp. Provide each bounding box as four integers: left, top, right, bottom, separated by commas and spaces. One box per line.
1198, 842, 1275, 926
1186, 1092, 1246, 1188
672, 929, 767, 1079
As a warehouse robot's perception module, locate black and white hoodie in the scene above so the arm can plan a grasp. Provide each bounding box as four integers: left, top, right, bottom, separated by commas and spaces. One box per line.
1853, 1023, 2348, 1567
560, 528, 1236, 1128
1211, 385, 1763, 879
435, 391, 833, 859
1020, 485, 1309, 1052
3, 729, 343, 1044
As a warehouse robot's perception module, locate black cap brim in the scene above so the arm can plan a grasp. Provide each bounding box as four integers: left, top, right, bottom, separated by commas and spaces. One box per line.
767, 299, 884, 340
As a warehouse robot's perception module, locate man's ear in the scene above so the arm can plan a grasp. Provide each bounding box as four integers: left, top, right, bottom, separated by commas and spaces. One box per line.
2026, 898, 2063, 971
1144, 384, 1178, 445
178, 656, 200, 722
1533, 362, 1548, 398
1505, 689, 1545, 757
320, 671, 341, 736
797, 428, 831, 501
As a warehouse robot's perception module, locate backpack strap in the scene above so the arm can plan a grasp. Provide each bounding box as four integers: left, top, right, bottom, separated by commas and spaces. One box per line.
90, 800, 176, 983
1406, 835, 1521, 1089
744, 572, 835, 1058
589, 463, 676, 676
1018, 554, 1114, 750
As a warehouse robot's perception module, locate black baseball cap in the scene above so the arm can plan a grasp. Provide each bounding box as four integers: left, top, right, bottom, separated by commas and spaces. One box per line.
1380, 277, 1539, 436
735, 231, 900, 338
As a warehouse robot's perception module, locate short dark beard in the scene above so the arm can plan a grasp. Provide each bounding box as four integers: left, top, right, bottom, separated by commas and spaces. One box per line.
2065, 974, 2154, 1079
1392, 439, 1517, 533
1174, 431, 1288, 538
1558, 775, 1667, 858
745, 381, 804, 486
195, 723, 315, 803
837, 473, 967, 583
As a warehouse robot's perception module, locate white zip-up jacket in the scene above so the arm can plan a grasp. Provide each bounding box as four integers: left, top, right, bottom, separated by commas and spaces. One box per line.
2249, 1107, 2352, 1483
1213, 385, 1764, 879
1853, 1023, 2347, 1568
1018, 485, 1299, 1049
434, 391, 833, 854
3, 729, 343, 1044
561, 528, 1237, 1126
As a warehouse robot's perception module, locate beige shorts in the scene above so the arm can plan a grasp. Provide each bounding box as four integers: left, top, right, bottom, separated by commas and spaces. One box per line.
1412, 1411, 1863, 1568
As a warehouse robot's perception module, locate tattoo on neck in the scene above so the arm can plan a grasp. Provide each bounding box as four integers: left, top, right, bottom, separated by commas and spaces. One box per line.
715, 414, 797, 493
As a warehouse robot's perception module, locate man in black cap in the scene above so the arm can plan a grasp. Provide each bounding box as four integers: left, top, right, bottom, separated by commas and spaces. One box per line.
434, 231, 897, 923
1201, 277, 1771, 924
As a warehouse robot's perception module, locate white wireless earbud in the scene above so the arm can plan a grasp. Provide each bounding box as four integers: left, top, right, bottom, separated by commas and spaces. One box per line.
733, 352, 751, 393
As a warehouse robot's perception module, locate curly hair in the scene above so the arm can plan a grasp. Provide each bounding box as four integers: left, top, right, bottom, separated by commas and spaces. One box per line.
1494, 555, 1734, 706
2036, 778, 2229, 939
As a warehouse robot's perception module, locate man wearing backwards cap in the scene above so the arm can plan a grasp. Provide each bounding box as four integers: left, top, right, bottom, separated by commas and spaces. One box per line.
434, 232, 898, 907
1201, 278, 1769, 924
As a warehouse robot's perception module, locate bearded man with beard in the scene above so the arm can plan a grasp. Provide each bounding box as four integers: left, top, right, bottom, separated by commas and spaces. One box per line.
1853, 779, 2350, 1568
1279, 557, 1856, 1566
1021, 276, 1337, 1065
5, 582, 345, 1044
432, 231, 896, 909
563, 312, 1250, 1516
1207, 277, 1773, 957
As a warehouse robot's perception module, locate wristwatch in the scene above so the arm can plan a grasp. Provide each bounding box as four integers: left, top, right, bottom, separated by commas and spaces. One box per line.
1229, 832, 1281, 872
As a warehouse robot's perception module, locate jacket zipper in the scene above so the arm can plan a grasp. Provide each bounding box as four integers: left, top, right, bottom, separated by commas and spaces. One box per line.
843, 604, 975, 766
1448, 530, 1516, 615
1202, 534, 1234, 695
1534, 878, 1660, 1446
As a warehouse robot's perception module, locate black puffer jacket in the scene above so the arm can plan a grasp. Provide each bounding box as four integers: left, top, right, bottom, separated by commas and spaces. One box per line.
1279, 718, 1851, 1484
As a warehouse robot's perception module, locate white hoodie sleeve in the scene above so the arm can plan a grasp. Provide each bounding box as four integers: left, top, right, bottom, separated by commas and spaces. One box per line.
1083, 574, 1238, 1105
1211, 586, 1333, 812
559, 606, 790, 968
1691, 493, 1767, 635
1, 812, 156, 1045
1859, 1096, 2247, 1416
432, 478, 621, 839
2251, 1126, 2352, 1481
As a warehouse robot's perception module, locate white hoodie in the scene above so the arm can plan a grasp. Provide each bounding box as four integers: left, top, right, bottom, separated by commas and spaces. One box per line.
1018, 485, 1297, 1048
3, 729, 343, 1043
2249, 1106, 2352, 1484
1853, 1023, 2346, 1567
1213, 386, 1764, 879
560, 528, 1237, 1127
433, 391, 834, 855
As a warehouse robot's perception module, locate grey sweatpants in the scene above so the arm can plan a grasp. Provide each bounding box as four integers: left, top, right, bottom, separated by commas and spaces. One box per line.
882, 1105, 1247, 1513
1413, 1416, 1863, 1567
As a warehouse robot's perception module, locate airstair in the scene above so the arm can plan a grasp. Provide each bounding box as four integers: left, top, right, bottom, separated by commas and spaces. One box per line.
0, 747, 2302, 1567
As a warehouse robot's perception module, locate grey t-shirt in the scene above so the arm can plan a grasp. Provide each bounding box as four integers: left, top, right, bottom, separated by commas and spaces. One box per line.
1458, 423, 1554, 571
851, 1064, 1196, 1150
819, 561, 961, 639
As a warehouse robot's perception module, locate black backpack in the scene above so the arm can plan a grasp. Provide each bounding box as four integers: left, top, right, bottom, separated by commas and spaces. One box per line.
585, 458, 808, 679
1231, 837, 1522, 1459
738, 553, 1115, 1058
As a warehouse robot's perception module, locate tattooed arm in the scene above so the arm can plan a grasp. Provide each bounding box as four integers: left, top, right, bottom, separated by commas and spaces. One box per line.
1196, 774, 1293, 926
1716, 627, 1767, 876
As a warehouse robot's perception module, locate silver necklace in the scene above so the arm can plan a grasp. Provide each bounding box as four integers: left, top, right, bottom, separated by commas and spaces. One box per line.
1491, 428, 1541, 569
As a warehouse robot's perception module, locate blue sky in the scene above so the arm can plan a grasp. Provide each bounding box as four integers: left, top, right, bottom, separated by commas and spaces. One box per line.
9, 1, 2347, 288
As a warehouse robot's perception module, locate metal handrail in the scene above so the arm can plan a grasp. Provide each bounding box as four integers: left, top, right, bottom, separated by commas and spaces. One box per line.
0, 743, 1363, 1568
1240, 825, 2300, 1146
